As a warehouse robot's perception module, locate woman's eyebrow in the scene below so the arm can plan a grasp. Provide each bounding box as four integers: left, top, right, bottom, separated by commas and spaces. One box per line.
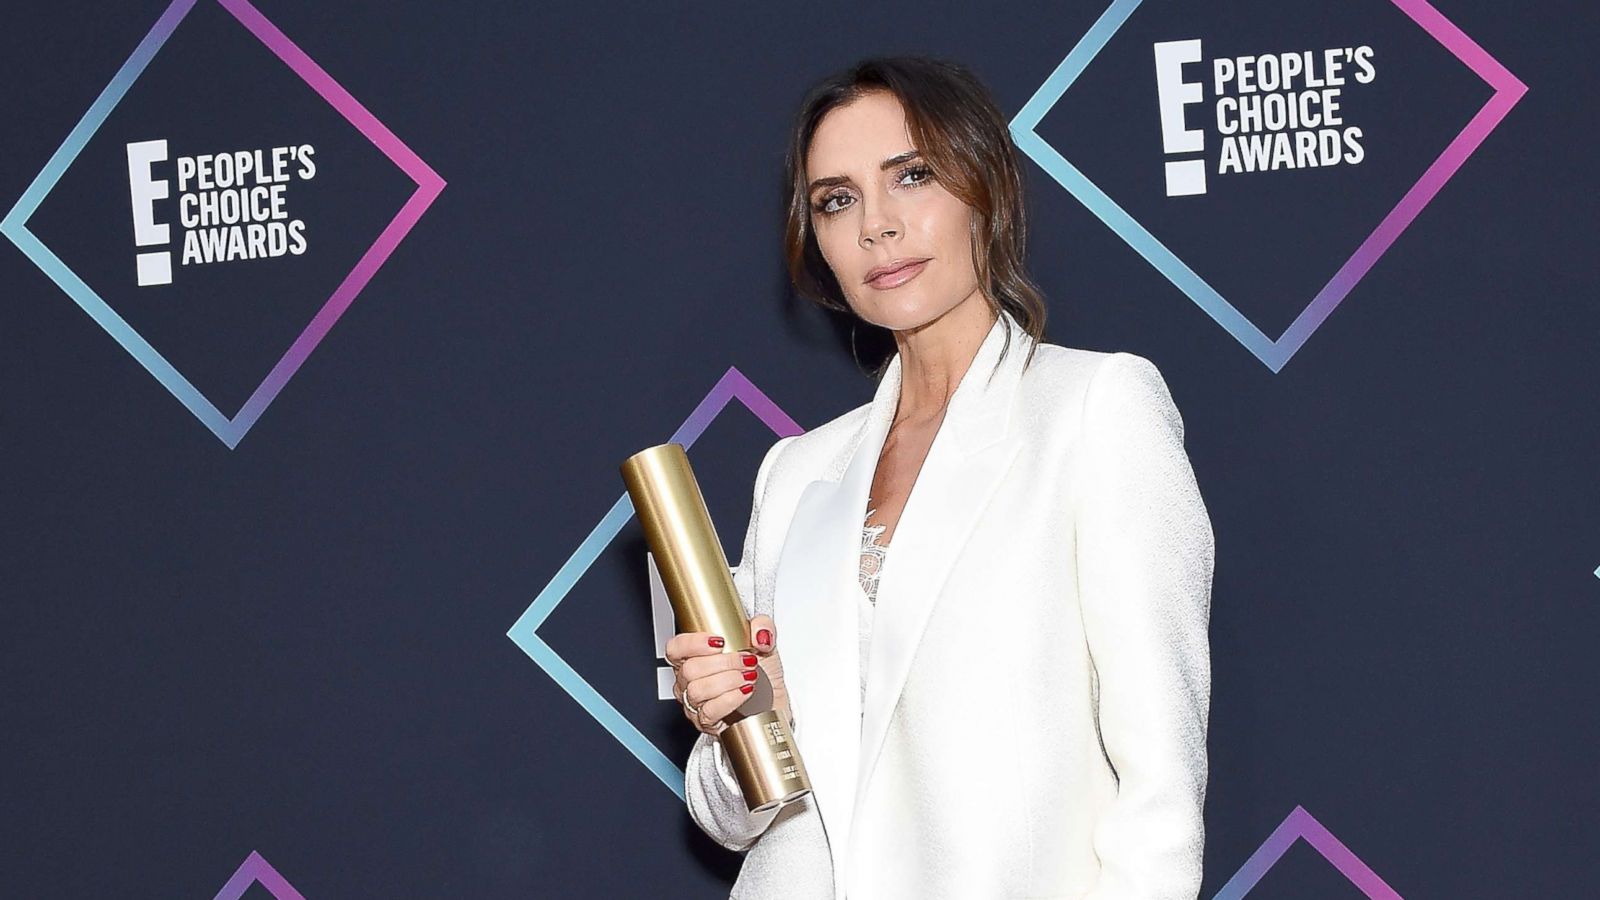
807, 150, 923, 192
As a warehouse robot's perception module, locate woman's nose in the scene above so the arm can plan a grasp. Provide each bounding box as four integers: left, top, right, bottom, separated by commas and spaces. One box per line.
859, 194, 901, 247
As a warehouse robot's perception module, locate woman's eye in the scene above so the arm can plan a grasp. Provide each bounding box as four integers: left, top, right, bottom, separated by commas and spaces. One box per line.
900, 165, 932, 186
814, 166, 930, 216
819, 194, 853, 214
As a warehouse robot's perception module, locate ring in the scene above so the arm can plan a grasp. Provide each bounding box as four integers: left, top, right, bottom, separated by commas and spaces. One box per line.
679, 684, 702, 718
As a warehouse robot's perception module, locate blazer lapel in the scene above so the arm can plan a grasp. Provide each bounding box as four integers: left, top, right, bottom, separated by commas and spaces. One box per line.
850, 313, 1030, 838
775, 310, 1032, 897
773, 357, 899, 895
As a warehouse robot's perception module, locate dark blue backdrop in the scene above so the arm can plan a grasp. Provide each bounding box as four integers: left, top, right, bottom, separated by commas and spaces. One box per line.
3, 0, 1596, 896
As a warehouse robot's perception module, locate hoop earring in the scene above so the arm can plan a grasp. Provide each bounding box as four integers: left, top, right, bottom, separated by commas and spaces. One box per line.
849, 320, 868, 376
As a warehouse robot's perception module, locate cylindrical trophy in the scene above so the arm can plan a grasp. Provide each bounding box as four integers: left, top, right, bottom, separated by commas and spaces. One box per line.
621, 442, 811, 812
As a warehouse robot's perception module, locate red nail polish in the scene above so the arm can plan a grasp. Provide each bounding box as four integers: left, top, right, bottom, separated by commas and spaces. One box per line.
742, 654, 757, 667
740, 683, 754, 694
708, 636, 725, 648
743, 669, 759, 681
757, 628, 772, 647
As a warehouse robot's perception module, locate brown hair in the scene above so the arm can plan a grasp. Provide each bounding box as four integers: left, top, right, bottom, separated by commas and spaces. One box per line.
782, 56, 1048, 376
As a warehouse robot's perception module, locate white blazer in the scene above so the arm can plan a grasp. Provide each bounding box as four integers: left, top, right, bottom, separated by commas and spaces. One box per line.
685, 310, 1214, 899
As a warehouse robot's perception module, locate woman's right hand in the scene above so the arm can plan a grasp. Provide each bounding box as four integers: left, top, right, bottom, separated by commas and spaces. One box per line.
666, 613, 790, 737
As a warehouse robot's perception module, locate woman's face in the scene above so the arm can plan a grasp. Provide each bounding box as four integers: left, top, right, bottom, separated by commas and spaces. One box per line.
805, 90, 984, 332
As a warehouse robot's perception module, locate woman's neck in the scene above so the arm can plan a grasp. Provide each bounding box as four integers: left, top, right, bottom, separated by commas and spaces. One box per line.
891, 291, 997, 425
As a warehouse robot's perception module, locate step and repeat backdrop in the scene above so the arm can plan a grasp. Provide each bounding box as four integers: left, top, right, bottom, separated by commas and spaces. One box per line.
3, 0, 1594, 897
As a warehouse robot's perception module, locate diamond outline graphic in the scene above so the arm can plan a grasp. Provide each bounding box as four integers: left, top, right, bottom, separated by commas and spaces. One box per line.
212, 850, 306, 900
507, 366, 804, 798
1213, 805, 1404, 899
1009, 0, 1527, 372
0, 0, 446, 448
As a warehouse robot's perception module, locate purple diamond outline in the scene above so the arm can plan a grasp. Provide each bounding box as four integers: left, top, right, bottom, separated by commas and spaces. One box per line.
506, 365, 806, 798
1011, 0, 1529, 371
1, 0, 446, 447
212, 850, 306, 900
1214, 805, 1405, 898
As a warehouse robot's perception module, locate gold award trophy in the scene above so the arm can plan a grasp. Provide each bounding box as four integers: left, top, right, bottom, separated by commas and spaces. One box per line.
621, 442, 812, 812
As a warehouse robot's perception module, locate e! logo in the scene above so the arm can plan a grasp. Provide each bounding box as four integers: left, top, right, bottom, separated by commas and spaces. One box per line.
126, 139, 172, 285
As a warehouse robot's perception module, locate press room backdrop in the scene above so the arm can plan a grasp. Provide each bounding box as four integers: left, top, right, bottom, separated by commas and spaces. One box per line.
2, 0, 1595, 896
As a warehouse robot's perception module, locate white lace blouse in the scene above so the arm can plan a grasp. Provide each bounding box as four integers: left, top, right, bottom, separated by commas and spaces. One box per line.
857, 501, 888, 720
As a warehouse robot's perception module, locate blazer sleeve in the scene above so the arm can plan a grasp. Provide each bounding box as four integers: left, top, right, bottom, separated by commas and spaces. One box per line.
684, 434, 798, 851
1073, 353, 1215, 900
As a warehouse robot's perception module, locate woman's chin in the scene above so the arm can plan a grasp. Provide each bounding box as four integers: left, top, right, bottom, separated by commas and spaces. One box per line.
855, 292, 961, 333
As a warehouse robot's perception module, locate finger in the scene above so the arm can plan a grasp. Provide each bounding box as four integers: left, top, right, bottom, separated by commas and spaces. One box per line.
683, 660, 759, 709
679, 648, 757, 685
749, 615, 777, 655
678, 679, 711, 727
684, 698, 709, 730
675, 682, 700, 723
664, 631, 730, 667
681, 685, 715, 730
699, 681, 759, 729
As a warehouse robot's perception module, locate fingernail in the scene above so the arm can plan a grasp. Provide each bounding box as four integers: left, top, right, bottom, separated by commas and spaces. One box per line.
742, 654, 757, 667
708, 636, 725, 648
740, 684, 755, 694
743, 669, 759, 682
757, 628, 772, 648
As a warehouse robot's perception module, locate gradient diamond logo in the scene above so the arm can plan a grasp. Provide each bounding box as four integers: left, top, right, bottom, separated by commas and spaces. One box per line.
212, 850, 306, 900
1011, 0, 1526, 371
507, 367, 803, 797
1, 0, 445, 447
1214, 805, 1404, 898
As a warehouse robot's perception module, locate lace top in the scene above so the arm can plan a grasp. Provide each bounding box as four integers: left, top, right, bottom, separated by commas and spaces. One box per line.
859, 503, 888, 605
858, 501, 888, 719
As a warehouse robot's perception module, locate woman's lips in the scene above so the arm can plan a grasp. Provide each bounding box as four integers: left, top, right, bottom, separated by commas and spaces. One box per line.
866, 259, 930, 290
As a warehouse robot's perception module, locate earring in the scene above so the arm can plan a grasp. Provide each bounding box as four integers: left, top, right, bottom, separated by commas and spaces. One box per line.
849, 320, 867, 375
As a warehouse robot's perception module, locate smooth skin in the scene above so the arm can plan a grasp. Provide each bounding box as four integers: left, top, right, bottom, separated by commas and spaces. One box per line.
667, 88, 998, 737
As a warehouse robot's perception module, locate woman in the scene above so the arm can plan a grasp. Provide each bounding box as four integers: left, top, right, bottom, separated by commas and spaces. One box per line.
664, 57, 1214, 900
